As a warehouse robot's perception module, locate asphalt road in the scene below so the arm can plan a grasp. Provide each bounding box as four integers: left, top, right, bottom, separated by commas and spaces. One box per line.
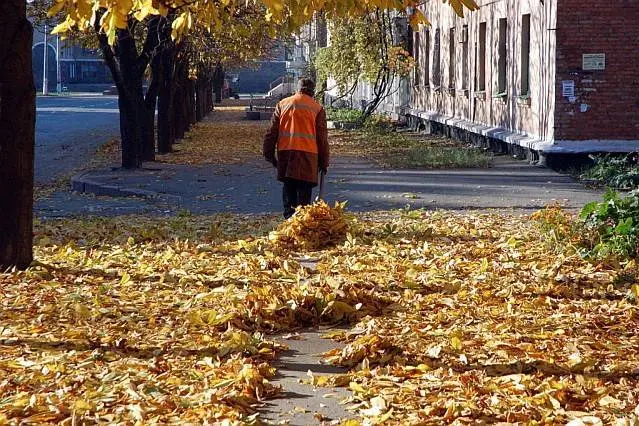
36, 95, 120, 184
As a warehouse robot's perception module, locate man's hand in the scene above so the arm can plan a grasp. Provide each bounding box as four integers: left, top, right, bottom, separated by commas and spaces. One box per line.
319, 167, 327, 174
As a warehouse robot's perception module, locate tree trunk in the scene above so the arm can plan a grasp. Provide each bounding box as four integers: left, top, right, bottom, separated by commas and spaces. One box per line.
206, 78, 213, 113
195, 79, 203, 122
97, 26, 142, 168
213, 65, 224, 103
188, 78, 196, 125
174, 59, 189, 140
95, 15, 163, 169
142, 53, 162, 161
118, 58, 144, 167
157, 43, 175, 154
142, 103, 156, 161
0, 2, 36, 270
117, 92, 138, 168
174, 75, 185, 140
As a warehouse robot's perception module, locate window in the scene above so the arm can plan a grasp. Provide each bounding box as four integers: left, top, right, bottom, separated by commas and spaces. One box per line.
433, 28, 441, 88
462, 25, 469, 90
413, 31, 421, 86
316, 15, 327, 48
477, 22, 486, 91
424, 29, 430, 86
448, 27, 456, 89
520, 14, 531, 96
497, 18, 508, 94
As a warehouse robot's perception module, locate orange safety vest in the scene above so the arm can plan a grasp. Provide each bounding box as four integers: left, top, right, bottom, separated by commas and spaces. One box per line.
277, 93, 322, 154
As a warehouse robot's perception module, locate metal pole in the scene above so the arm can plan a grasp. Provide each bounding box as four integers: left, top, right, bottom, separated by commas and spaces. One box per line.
42, 24, 49, 95
56, 35, 61, 93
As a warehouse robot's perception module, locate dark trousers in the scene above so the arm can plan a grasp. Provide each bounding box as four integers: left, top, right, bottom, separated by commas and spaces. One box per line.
283, 179, 313, 218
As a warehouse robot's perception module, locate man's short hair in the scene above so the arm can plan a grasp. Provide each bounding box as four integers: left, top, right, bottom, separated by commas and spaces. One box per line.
298, 78, 316, 96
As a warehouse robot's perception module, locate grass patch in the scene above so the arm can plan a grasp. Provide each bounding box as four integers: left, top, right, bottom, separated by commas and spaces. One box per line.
396, 145, 493, 168
330, 127, 492, 169
325, 107, 364, 123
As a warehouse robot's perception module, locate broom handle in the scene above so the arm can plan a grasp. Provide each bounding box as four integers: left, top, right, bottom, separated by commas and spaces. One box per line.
318, 170, 326, 200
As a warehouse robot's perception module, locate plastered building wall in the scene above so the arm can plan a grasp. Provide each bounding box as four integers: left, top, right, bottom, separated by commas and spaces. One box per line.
411, 0, 557, 142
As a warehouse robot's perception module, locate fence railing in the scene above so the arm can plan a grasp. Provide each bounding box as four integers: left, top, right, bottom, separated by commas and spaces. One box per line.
269, 74, 295, 90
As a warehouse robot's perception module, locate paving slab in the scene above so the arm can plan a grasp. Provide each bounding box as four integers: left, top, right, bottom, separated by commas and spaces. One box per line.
328, 155, 602, 212
262, 330, 354, 425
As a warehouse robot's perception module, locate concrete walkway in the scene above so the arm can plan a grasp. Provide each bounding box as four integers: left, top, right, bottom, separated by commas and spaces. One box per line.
36, 154, 601, 218
262, 330, 353, 425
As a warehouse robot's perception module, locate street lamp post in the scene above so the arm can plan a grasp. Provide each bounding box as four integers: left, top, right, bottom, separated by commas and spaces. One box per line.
56, 35, 62, 93
42, 24, 49, 95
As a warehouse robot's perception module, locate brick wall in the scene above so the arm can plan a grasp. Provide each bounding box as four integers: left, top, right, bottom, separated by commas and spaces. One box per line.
555, 0, 639, 141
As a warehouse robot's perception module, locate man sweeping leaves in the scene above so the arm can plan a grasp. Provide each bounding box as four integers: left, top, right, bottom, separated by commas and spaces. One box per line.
263, 78, 329, 218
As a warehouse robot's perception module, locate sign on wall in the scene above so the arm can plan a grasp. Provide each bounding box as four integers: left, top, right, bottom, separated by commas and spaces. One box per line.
562, 80, 575, 97
582, 54, 606, 71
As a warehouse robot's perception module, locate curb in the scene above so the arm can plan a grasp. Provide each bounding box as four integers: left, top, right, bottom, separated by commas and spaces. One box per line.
71, 172, 183, 203
327, 120, 361, 130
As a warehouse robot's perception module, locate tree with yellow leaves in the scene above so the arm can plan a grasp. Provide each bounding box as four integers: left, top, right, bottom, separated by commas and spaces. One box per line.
45, 0, 478, 168
48, 0, 478, 43
314, 11, 411, 120
0, 0, 478, 271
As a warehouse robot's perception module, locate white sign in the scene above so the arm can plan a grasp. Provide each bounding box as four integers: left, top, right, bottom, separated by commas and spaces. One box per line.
583, 53, 606, 71
562, 80, 575, 97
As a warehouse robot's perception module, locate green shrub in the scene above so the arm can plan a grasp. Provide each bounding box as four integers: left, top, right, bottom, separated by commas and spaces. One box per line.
579, 189, 639, 259
326, 108, 364, 123
363, 114, 393, 132
582, 153, 639, 189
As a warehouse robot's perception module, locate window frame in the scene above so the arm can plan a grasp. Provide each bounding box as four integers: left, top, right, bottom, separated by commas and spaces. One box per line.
497, 17, 508, 96
520, 13, 531, 97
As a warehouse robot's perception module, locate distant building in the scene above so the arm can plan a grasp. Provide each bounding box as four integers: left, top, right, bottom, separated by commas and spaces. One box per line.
229, 43, 289, 95
288, 14, 327, 79
252, 15, 327, 98
321, 1, 639, 161
233, 61, 287, 95
32, 24, 112, 93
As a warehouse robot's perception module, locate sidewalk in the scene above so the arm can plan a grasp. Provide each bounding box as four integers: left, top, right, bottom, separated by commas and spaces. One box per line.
34, 101, 603, 218
49, 154, 602, 218
33, 103, 600, 216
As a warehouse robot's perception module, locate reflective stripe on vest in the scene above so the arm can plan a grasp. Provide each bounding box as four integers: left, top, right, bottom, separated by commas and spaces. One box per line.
277, 93, 321, 154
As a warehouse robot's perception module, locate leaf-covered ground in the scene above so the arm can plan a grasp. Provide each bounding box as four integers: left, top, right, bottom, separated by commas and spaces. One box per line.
2, 209, 639, 424
152, 105, 492, 169
35, 138, 121, 201
156, 107, 269, 165
329, 129, 493, 169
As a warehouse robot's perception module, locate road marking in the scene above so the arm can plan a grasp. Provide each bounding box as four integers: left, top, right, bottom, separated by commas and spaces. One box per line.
37, 107, 120, 113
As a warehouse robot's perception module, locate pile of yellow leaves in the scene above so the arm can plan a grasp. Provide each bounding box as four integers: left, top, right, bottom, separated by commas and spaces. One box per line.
269, 201, 350, 250
1, 208, 639, 424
